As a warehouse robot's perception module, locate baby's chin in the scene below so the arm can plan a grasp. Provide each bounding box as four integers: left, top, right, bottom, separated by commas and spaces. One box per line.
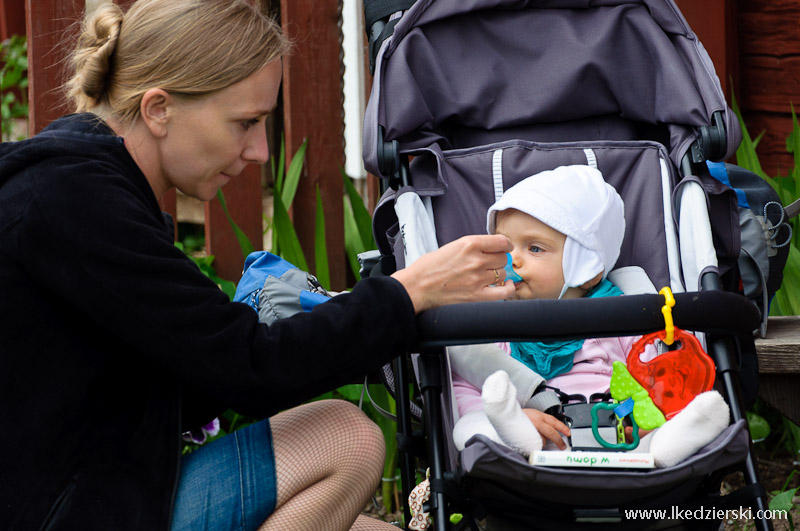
505, 288, 523, 301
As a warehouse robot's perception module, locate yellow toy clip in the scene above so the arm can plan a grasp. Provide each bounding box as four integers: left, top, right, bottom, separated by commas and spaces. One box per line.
659, 287, 675, 345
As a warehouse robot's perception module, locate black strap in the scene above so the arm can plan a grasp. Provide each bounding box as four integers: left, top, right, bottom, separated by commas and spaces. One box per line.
683, 483, 767, 512
364, 0, 416, 30
430, 478, 488, 521
396, 431, 427, 457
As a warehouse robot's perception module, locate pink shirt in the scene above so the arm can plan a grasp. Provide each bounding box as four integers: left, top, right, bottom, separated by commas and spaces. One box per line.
453, 335, 648, 416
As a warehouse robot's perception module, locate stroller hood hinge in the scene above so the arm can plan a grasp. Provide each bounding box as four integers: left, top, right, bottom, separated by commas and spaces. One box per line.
377, 125, 409, 190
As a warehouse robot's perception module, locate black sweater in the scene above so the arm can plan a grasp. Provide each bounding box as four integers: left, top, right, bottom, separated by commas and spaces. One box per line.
0, 114, 417, 530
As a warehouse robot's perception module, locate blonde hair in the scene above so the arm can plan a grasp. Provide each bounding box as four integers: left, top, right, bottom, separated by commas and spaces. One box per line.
67, 0, 291, 127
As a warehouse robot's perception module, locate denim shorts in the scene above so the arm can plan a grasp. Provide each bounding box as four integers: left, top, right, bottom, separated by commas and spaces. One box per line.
171, 419, 277, 531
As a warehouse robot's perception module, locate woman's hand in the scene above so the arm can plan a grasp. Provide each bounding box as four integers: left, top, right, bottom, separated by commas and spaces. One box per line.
392, 234, 516, 313
522, 409, 571, 450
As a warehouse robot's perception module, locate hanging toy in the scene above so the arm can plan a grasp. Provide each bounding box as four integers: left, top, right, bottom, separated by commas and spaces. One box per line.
591, 287, 716, 449
626, 328, 715, 420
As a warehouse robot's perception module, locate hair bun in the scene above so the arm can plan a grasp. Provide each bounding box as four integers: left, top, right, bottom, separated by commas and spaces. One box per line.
67, 3, 123, 107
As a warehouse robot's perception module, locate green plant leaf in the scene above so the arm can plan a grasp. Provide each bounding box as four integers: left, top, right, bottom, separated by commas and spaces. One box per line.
314, 185, 330, 290
366, 385, 399, 513
215, 189, 255, 258
272, 134, 286, 195
343, 196, 364, 279
789, 107, 800, 249
732, 93, 769, 181
270, 135, 286, 256
772, 244, 800, 316
342, 170, 375, 250
281, 138, 308, 208
768, 487, 798, 513
1, 69, 21, 90
747, 411, 771, 441
272, 191, 308, 270
334, 384, 364, 402
781, 419, 800, 458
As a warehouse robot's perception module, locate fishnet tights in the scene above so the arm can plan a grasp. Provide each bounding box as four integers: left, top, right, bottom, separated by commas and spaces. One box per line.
258, 399, 398, 531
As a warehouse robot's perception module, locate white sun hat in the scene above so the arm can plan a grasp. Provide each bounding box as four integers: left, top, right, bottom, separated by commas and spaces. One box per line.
487, 165, 626, 297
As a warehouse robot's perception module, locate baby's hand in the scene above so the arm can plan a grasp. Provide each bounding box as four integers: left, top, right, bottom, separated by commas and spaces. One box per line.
522, 409, 571, 450
624, 425, 653, 443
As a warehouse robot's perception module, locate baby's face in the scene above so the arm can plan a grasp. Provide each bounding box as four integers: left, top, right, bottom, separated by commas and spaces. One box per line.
495, 209, 579, 300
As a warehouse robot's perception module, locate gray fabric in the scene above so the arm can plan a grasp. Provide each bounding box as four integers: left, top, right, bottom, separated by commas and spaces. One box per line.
458, 419, 750, 505
739, 209, 771, 337
607, 266, 658, 295
363, 0, 740, 178
256, 269, 323, 326
448, 343, 545, 405
523, 390, 562, 413
375, 141, 678, 290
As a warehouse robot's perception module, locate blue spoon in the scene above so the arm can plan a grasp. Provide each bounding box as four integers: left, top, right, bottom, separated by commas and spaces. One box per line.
504, 253, 523, 283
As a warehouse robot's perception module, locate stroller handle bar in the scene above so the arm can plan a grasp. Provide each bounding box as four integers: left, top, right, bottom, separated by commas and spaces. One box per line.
413, 290, 760, 350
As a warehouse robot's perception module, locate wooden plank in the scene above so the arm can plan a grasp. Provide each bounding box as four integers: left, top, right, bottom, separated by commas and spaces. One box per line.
735, 2, 800, 177
739, 56, 800, 113
739, 112, 795, 177
26, 0, 85, 134
204, 164, 263, 282
755, 316, 800, 426
280, 0, 346, 290
737, 9, 800, 56
758, 375, 800, 426
0, 0, 26, 40
755, 316, 800, 374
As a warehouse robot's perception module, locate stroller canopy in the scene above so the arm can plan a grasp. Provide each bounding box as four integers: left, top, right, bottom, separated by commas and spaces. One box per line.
363, 0, 740, 178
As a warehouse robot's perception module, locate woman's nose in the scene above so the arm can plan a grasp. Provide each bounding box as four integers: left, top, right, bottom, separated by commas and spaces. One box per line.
243, 128, 269, 164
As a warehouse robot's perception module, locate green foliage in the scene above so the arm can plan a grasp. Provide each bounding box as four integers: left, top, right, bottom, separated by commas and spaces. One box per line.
749, 398, 800, 526
268, 135, 310, 270
747, 411, 771, 442
732, 98, 800, 316
768, 470, 798, 530
264, 136, 378, 289
1, 35, 28, 141
343, 168, 378, 279
733, 100, 800, 524
215, 189, 255, 259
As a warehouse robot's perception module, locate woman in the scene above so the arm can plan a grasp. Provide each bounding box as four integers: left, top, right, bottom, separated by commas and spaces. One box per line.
0, 1, 514, 530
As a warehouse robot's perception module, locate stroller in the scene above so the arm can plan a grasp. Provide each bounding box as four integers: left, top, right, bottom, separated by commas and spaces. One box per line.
359, 1, 790, 529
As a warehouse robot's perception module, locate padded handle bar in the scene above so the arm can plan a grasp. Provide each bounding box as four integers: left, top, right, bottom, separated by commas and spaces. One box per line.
413, 291, 760, 350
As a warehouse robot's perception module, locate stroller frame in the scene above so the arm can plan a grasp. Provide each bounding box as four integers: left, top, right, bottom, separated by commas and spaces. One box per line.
360, 1, 775, 529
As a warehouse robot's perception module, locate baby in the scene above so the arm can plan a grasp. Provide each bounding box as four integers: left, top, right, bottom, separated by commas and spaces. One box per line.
450, 165, 730, 468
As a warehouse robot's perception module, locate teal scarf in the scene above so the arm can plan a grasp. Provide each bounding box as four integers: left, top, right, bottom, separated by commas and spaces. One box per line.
510, 279, 623, 379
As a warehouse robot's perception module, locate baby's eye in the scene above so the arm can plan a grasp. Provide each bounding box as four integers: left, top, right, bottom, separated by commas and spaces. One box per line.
242, 118, 260, 130
528, 245, 542, 253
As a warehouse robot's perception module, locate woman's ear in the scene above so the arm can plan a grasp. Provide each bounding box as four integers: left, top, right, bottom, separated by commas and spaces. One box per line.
139, 88, 171, 138
579, 272, 604, 291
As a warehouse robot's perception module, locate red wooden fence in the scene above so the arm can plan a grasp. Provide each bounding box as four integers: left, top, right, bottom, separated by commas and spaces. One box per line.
19, 0, 346, 286
12, 0, 798, 286
737, 0, 800, 177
